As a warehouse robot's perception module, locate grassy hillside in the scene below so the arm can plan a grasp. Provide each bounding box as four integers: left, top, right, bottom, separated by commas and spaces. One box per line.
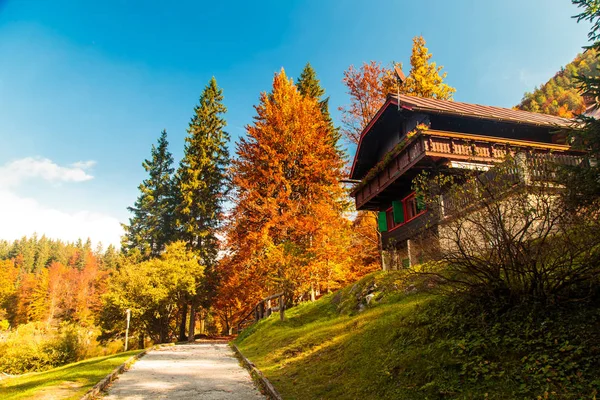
235, 271, 600, 399
0, 350, 140, 400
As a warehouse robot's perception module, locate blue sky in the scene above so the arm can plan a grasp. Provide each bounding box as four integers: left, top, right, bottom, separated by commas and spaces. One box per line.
0, 0, 591, 247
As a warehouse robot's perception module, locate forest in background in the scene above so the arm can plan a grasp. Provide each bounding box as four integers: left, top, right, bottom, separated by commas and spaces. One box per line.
515, 48, 599, 117
0, 236, 121, 373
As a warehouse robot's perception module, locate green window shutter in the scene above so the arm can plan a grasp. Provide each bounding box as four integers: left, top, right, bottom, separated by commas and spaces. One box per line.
416, 195, 426, 212
377, 211, 388, 232
392, 200, 404, 223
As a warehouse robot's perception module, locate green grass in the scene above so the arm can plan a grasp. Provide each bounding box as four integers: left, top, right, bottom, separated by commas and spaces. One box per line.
235, 271, 600, 399
0, 350, 141, 400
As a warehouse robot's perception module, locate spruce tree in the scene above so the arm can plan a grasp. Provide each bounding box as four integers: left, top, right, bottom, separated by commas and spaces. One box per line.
176, 77, 229, 341
296, 63, 343, 155
122, 129, 176, 260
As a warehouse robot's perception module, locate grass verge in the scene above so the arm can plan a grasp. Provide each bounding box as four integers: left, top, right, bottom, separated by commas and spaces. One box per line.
0, 350, 141, 400
235, 271, 600, 399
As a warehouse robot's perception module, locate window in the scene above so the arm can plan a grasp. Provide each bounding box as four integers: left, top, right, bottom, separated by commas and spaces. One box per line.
404, 194, 419, 221
386, 208, 399, 231
378, 192, 427, 233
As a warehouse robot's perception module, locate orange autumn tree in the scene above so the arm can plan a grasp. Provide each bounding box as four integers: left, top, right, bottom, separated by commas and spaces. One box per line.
218, 69, 351, 325
340, 35, 455, 145
339, 61, 397, 145
347, 211, 381, 280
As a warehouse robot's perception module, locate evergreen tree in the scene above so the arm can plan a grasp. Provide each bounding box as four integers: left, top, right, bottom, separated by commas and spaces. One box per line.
102, 244, 120, 270
0, 241, 10, 260
10, 237, 35, 273
403, 36, 455, 100
122, 130, 176, 259
296, 63, 343, 155
296, 63, 331, 122
176, 77, 230, 340
34, 235, 51, 272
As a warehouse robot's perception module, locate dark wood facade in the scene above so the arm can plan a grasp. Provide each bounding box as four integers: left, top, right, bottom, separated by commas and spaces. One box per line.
349, 94, 580, 264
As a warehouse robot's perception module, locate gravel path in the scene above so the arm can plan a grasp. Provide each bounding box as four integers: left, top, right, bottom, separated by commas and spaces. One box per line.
103, 342, 265, 400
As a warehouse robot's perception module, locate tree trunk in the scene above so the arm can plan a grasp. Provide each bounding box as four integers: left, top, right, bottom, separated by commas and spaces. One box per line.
178, 304, 187, 342
188, 300, 195, 343
310, 282, 316, 302
138, 333, 144, 349
224, 315, 230, 336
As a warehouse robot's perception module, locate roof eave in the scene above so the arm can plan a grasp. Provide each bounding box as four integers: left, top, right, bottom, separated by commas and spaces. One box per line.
407, 106, 570, 129
349, 97, 399, 180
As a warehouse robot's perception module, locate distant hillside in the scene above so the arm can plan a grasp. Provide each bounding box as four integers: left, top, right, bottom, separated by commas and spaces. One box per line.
515, 49, 598, 118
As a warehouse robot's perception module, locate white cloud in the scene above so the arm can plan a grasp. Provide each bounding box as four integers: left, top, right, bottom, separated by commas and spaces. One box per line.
0, 157, 95, 188
0, 189, 123, 247
0, 157, 122, 247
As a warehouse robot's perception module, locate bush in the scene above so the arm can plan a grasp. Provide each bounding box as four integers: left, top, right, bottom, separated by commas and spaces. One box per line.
415, 156, 600, 304
405, 295, 600, 398
0, 323, 55, 374
0, 322, 123, 374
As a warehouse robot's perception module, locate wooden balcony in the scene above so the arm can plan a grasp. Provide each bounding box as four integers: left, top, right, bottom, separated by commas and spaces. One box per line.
352, 129, 578, 210
439, 152, 584, 218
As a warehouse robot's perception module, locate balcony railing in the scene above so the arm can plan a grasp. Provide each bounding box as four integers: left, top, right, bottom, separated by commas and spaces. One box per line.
352, 129, 578, 210
439, 152, 584, 218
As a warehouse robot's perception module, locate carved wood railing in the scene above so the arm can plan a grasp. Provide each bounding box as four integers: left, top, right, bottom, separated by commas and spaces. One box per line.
439, 152, 584, 218
353, 129, 577, 209
354, 135, 427, 208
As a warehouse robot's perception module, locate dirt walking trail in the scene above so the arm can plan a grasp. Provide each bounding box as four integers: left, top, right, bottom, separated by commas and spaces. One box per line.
103, 342, 265, 399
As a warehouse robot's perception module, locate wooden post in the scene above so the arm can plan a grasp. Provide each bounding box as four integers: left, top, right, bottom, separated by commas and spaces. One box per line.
279, 295, 285, 321
124, 309, 131, 351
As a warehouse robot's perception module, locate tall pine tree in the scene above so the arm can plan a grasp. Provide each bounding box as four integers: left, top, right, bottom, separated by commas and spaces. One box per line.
176, 77, 229, 341
296, 63, 343, 155
122, 129, 176, 260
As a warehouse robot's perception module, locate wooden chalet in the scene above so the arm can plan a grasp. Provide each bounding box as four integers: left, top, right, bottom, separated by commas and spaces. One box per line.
349, 94, 582, 270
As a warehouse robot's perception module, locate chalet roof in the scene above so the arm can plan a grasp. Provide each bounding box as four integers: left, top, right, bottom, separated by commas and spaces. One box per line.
391, 94, 573, 128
